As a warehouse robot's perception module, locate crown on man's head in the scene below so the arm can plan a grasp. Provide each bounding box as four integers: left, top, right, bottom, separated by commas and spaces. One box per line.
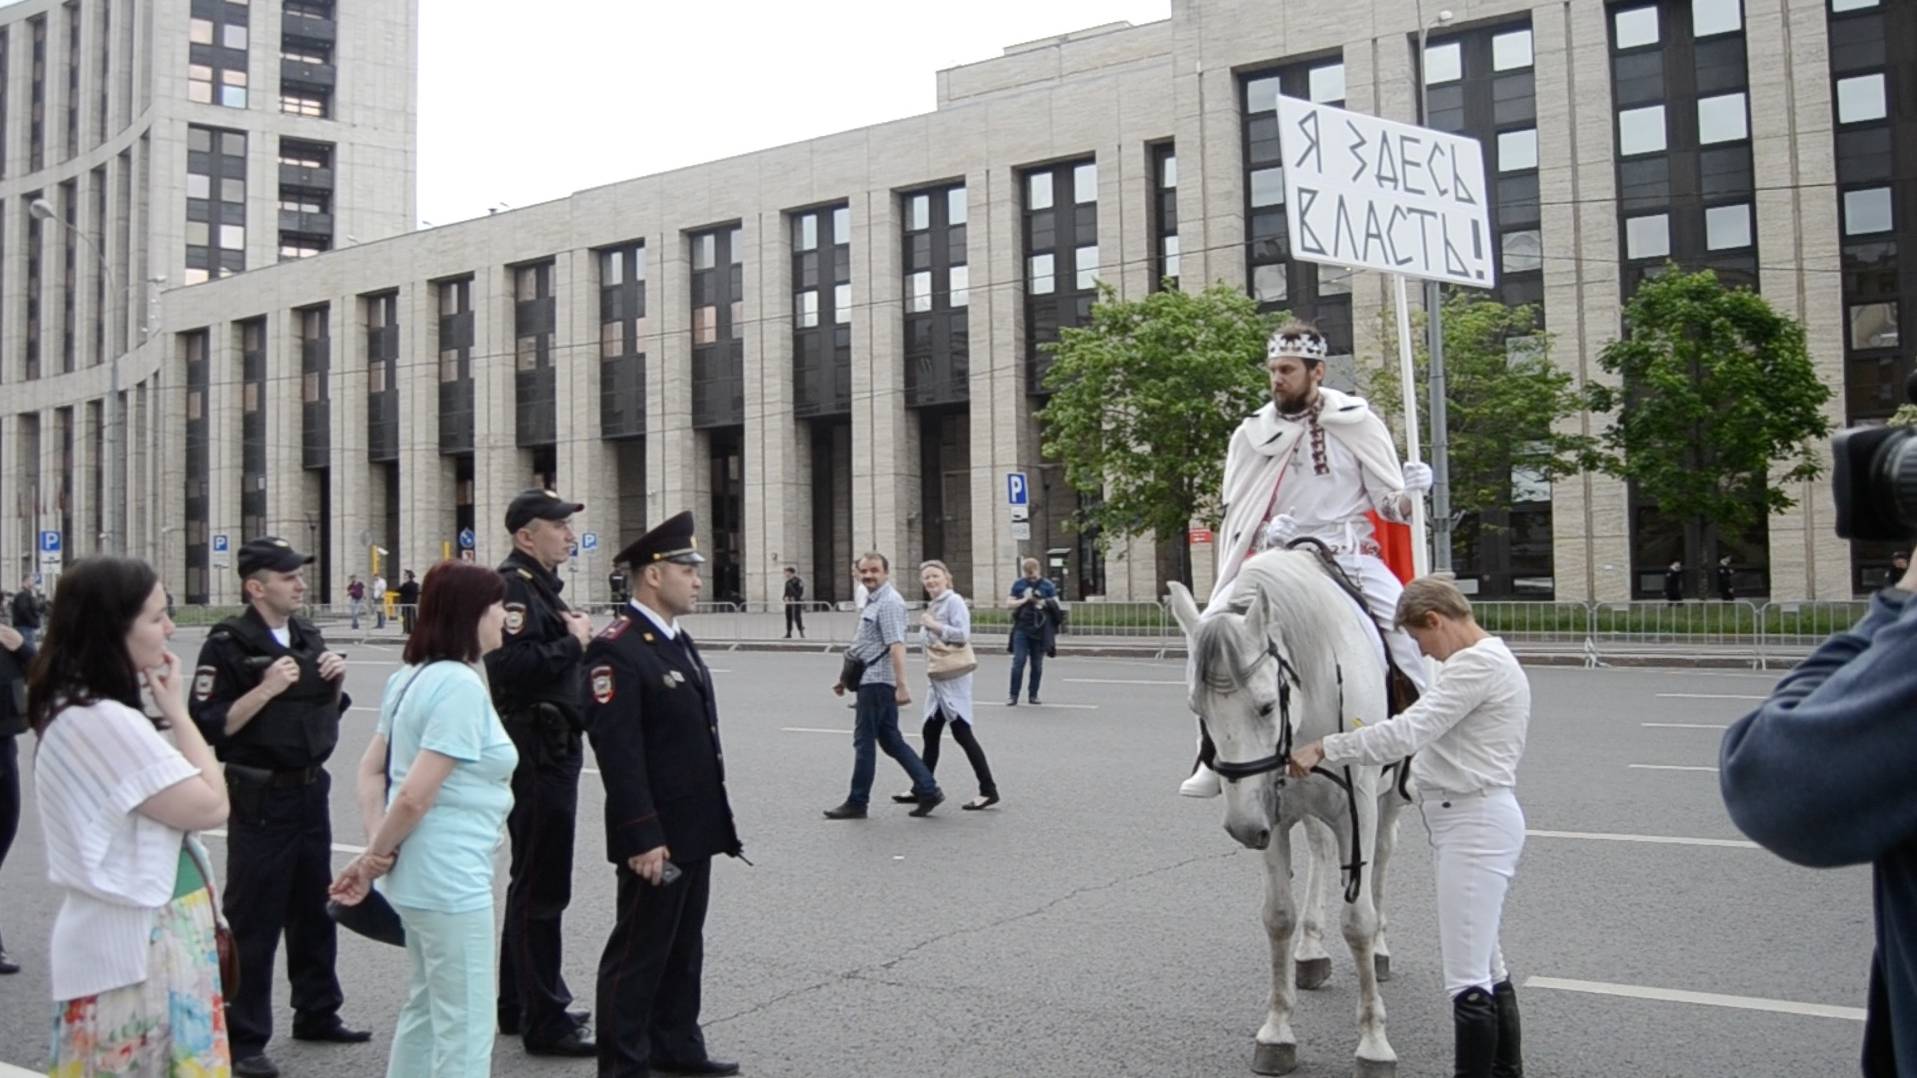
1267, 325, 1330, 363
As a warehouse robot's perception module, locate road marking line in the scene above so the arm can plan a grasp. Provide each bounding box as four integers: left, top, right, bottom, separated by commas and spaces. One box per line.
781, 727, 920, 739
1524, 977, 1864, 1021
1062, 678, 1184, 686
977, 701, 1100, 710
1656, 692, 1766, 701
1629, 764, 1719, 773
1641, 722, 1729, 730
203, 828, 366, 856
1525, 829, 1755, 849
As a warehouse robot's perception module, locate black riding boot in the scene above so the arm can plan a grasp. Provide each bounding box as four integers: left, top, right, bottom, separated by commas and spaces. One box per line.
1453, 986, 1498, 1078
1491, 979, 1524, 1077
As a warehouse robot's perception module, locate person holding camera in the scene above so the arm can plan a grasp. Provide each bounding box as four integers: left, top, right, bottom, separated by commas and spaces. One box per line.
189, 537, 369, 1077
1722, 552, 1917, 1076
488, 489, 597, 1056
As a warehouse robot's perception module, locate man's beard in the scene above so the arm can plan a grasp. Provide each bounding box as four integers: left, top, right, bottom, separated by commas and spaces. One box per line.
1274, 385, 1317, 416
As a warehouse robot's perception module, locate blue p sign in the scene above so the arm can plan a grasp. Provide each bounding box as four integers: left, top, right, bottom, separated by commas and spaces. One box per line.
39, 530, 61, 554
1006, 472, 1029, 507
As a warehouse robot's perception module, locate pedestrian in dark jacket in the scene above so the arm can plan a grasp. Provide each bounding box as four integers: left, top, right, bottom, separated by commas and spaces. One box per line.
1721, 562, 1917, 1077
1662, 561, 1684, 605
9, 580, 43, 648
1715, 557, 1735, 602
0, 620, 33, 974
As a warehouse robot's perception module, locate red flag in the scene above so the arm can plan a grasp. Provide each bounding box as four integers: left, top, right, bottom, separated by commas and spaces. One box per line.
1368, 512, 1416, 584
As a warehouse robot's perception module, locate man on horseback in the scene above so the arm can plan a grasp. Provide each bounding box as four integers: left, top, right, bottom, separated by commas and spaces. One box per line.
1180, 322, 1432, 798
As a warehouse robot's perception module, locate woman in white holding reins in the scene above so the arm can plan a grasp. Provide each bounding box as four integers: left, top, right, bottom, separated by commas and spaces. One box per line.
1287, 576, 1528, 1078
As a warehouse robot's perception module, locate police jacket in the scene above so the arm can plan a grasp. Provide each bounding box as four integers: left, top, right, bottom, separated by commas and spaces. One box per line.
582, 608, 741, 865
189, 606, 347, 770
0, 635, 34, 738
485, 550, 585, 720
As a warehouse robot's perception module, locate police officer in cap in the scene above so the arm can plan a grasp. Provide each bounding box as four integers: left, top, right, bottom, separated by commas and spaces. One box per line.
489, 488, 598, 1056
585, 511, 743, 1077
189, 537, 369, 1078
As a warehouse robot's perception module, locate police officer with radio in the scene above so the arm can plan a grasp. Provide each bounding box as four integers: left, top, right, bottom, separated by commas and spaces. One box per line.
189, 537, 369, 1078
585, 510, 743, 1077
490, 489, 598, 1056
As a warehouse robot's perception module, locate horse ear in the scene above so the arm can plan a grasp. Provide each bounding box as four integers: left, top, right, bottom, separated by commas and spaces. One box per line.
1167, 582, 1201, 637
1243, 590, 1270, 643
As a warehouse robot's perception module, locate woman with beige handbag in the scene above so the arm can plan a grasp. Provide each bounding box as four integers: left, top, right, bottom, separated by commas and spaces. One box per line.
895, 561, 998, 810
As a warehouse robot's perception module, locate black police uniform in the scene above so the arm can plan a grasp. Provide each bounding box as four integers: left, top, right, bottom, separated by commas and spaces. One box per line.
584, 511, 743, 1077
187, 537, 361, 1060
488, 489, 593, 1049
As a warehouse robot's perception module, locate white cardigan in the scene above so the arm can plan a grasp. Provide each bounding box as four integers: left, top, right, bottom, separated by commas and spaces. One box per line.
35, 699, 204, 1000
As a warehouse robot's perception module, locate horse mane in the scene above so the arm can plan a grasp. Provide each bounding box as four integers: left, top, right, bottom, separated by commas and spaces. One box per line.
1192, 550, 1366, 693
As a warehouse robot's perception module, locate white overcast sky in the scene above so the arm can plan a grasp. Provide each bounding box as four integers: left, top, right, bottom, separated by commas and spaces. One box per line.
416, 0, 1171, 226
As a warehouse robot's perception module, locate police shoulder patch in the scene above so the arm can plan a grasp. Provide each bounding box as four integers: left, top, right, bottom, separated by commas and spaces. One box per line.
516, 569, 535, 581
590, 664, 615, 704
192, 665, 217, 701
503, 602, 528, 635
596, 617, 632, 642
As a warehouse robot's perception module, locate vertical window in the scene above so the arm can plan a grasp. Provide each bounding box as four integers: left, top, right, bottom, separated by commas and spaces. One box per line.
901, 183, 969, 408
598, 241, 647, 438
277, 138, 334, 260
29, 17, 46, 169
793, 203, 853, 417
1021, 157, 1097, 392
279, 0, 334, 117
1151, 142, 1179, 289
188, 0, 249, 108
186, 125, 246, 281
690, 226, 745, 427
1836, 74, 1887, 123
1243, 56, 1353, 352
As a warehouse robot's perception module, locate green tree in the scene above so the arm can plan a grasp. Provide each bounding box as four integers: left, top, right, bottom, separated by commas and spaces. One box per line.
1038, 281, 1276, 587
1583, 266, 1833, 581
1369, 294, 1592, 573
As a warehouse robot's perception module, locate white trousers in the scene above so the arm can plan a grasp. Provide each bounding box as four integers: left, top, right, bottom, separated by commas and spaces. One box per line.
1422, 786, 1525, 997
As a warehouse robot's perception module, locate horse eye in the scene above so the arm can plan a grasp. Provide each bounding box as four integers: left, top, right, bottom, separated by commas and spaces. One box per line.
1258, 702, 1275, 717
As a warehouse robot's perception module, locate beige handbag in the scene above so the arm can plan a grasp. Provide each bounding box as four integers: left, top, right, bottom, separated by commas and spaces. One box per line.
927, 639, 977, 680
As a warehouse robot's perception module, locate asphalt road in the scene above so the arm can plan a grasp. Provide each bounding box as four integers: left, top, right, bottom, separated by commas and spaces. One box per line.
0, 633, 1874, 1077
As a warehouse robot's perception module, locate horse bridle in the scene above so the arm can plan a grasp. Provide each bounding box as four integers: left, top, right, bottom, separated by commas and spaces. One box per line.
1206, 641, 1370, 903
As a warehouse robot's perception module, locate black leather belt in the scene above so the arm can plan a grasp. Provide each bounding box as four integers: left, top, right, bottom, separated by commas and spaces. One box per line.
228, 764, 324, 787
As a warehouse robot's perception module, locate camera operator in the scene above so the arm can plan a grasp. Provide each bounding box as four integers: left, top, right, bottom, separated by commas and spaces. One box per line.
1722, 408, 1917, 1077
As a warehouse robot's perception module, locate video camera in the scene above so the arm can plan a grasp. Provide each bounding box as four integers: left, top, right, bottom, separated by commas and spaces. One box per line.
1833, 372, 1917, 542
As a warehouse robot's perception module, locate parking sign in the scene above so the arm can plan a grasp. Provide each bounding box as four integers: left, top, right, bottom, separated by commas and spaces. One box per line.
1006, 473, 1028, 507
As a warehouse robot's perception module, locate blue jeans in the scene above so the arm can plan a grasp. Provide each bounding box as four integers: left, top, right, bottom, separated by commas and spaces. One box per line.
1009, 629, 1045, 701
847, 683, 938, 807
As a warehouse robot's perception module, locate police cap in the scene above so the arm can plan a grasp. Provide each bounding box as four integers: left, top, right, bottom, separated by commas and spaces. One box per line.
616, 511, 706, 568
504, 488, 585, 534
237, 536, 314, 577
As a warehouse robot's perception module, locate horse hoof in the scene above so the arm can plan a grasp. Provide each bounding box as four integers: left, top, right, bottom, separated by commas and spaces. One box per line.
1295, 957, 1333, 990
1374, 954, 1392, 981
1251, 1041, 1298, 1075
1352, 1057, 1396, 1078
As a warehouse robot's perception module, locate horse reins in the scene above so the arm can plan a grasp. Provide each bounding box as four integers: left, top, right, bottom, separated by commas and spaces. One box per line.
1209, 641, 1369, 904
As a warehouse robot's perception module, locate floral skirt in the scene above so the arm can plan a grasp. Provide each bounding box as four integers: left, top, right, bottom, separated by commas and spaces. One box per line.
49, 887, 231, 1077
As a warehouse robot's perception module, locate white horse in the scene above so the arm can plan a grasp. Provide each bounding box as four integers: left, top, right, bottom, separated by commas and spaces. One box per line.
1170, 548, 1406, 1077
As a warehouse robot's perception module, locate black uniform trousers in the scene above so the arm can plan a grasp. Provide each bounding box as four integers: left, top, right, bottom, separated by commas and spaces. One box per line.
784, 602, 804, 636
597, 856, 713, 1077
498, 711, 584, 1044
223, 768, 343, 1055
0, 736, 18, 953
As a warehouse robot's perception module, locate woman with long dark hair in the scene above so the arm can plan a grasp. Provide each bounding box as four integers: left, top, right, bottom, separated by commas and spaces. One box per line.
329, 560, 516, 1077
29, 557, 231, 1075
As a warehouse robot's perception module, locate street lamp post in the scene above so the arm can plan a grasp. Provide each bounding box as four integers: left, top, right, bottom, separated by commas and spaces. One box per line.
31, 196, 127, 556
1416, 7, 1457, 573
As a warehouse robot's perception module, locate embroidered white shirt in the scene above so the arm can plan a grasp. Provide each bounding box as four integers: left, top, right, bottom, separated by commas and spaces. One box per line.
1320, 637, 1530, 796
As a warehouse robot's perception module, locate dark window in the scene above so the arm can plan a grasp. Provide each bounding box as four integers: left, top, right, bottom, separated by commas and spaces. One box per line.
903, 183, 969, 408
366, 291, 399, 462
297, 305, 329, 469
241, 317, 268, 536
25, 194, 43, 380
95, 0, 109, 142
62, 2, 78, 157
0, 29, 10, 174
277, 137, 334, 259
793, 203, 852, 417
59, 180, 75, 373
1022, 159, 1098, 393
1830, 0, 1916, 589
514, 260, 557, 447
91, 166, 106, 365
599, 241, 648, 439
185, 125, 246, 282
1242, 55, 1351, 357
279, 0, 334, 118
182, 330, 210, 602
437, 277, 474, 454
30, 16, 46, 170
1607, 0, 1765, 596
690, 225, 744, 428
1151, 142, 1179, 290
188, 0, 249, 108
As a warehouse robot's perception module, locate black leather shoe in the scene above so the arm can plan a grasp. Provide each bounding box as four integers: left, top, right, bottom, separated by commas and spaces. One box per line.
822, 802, 868, 820
0, 951, 20, 975
525, 1027, 597, 1057
651, 1059, 741, 1076
232, 1055, 281, 1078
908, 790, 945, 817
292, 1021, 373, 1044
499, 1008, 591, 1036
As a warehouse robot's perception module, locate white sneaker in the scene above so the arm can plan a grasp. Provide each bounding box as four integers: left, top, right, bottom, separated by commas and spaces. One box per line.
1179, 765, 1222, 798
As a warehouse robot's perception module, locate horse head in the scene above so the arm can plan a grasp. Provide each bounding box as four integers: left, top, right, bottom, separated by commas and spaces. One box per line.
1170, 579, 1291, 850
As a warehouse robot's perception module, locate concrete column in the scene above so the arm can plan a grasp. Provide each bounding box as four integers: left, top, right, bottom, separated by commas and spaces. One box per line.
557, 248, 613, 604
850, 192, 917, 580
742, 210, 808, 607
205, 325, 242, 605
970, 164, 1034, 605
650, 229, 700, 536
398, 281, 453, 578
1753, 0, 1847, 600
0, 415, 16, 579
326, 299, 374, 600
471, 268, 517, 564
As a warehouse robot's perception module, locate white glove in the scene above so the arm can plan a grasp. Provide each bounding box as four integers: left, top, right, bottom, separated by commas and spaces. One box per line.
1401, 461, 1433, 493
1263, 514, 1300, 551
